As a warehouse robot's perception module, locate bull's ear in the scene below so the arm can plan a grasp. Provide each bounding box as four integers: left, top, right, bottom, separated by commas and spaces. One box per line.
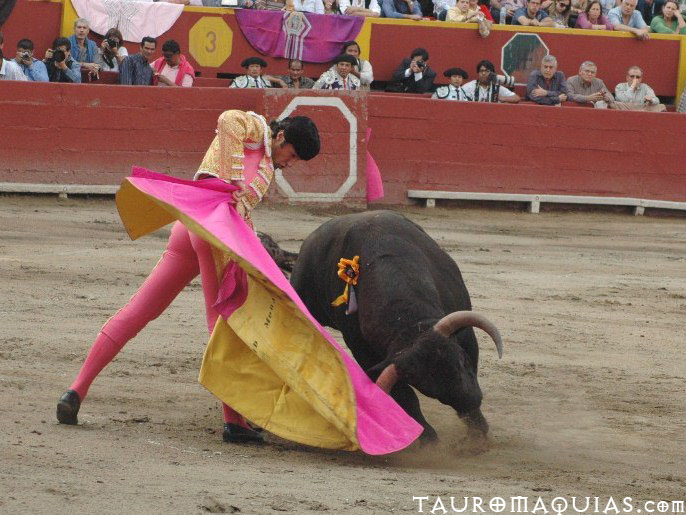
365, 358, 394, 381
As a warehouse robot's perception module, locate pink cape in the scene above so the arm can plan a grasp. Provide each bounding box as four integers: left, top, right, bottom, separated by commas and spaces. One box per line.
116, 167, 422, 455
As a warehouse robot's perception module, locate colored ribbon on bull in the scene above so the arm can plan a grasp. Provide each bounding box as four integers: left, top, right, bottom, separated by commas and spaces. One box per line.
331, 256, 360, 313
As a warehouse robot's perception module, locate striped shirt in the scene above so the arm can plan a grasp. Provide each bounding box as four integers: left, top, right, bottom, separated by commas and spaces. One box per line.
119, 53, 153, 86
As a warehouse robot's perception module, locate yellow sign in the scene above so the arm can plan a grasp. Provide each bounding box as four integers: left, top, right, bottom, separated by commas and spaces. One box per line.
189, 17, 233, 68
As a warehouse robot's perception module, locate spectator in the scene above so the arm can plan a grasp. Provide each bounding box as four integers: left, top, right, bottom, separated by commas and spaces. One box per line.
576, 0, 615, 28
432, 67, 470, 100
119, 37, 156, 86
44, 37, 81, 83
231, 57, 272, 88
320, 0, 342, 12
492, 0, 527, 22
598, 0, 617, 14
340, 41, 373, 89
461, 59, 520, 102
14, 39, 48, 82
94, 29, 128, 72
313, 54, 361, 89
526, 55, 568, 105
614, 66, 666, 111
469, 0, 495, 19
650, 0, 686, 32
0, 44, 27, 81
547, 0, 573, 26
381, 0, 423, 19
387, 47, 436, 93
566, 61, 615, 108
608, 0, 650, 39
268, 59, 315, 89
338, 0, 381, 15
446, 0, 492, 35
151, 40, 195, 87
69, 18, 100, 76
512, 0, 556, 25
434, 0, 456, 18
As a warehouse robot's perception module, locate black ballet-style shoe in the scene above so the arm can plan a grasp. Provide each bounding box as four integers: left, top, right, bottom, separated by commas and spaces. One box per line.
56, 389, 81, 425
222, 423, 264, 444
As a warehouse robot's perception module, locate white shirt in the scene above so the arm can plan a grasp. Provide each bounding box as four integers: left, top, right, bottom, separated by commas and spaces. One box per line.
462, 80, 516, 102
156, 62, 194, 87
432, 0, 455, 14
338, 0, 381, 14
432, 84, 470, 100
0, 59, 28, 81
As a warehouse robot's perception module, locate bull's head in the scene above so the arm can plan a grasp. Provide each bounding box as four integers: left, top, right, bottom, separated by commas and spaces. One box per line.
375, 311, 503, 416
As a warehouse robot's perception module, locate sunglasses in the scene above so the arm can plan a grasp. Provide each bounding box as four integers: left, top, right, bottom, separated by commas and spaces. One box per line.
628, 74, 642, 78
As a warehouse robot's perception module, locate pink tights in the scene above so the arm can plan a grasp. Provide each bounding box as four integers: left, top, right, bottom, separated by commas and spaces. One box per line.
69, 221, 245, 426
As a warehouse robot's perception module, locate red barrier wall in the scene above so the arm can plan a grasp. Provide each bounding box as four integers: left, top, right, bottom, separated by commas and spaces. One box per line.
1, 82, 685, 205
0, 0, 62, 57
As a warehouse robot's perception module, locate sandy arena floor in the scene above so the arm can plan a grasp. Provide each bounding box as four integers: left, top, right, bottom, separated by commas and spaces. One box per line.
1, 196, 684, 514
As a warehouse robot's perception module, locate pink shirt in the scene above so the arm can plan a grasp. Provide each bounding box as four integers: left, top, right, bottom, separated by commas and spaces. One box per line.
155, 62, 194, 87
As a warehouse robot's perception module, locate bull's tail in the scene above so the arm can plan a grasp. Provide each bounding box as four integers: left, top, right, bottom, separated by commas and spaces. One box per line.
257, 231, 299, 273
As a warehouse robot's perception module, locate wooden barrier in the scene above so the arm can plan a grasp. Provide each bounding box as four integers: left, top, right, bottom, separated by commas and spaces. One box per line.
1, 83, 685, 210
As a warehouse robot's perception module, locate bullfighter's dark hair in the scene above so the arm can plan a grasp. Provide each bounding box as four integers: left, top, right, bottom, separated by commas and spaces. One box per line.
162, 39, 181, 54
140, 36, 157, 47
52, 37, 71, 51
269, 117, 321, 161
410, 48, 429, 61
476, 59, 495, 73
17, 38, 34, 51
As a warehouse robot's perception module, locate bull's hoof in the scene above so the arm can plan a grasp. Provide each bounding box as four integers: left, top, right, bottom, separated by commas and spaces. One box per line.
222, 423, 264, 444
419, 425, 439, 444
461, 408, 489, 436
56, 389, 81, 425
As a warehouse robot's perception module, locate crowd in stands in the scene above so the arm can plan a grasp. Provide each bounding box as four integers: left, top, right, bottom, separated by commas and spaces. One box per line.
1, 14, 684, 111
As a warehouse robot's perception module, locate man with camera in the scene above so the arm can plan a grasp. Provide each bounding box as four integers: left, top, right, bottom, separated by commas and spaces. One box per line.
388, 48, 436, 94
526, 55, 568, 105
0, 32, 27, 81
14, 39, 47, 82
461, 59, 520, 103
44, 37, 82, 83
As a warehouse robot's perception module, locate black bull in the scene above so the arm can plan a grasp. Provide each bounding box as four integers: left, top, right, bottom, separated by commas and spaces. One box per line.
290, 211, 503, 441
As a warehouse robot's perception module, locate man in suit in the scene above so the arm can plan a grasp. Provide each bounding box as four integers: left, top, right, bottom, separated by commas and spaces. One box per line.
387, 47, 436, 94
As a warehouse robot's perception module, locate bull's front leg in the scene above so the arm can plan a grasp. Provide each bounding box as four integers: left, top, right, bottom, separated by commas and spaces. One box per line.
390, 383, 438, 443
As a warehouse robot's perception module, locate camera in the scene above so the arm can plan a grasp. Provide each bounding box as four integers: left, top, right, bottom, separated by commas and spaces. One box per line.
52, 49, 66, 63
106, 38, 119, 49
415, 60, 425, 70
21, 51, 31, 59
488, 72, 515, 88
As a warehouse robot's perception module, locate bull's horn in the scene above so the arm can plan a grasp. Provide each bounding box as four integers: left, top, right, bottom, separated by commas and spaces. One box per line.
375, 363, 399, 394
434, 311, 504, 359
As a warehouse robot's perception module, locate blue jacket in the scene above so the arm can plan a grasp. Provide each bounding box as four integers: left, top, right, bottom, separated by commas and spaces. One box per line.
68, 35, 97, 63
18, 58, 49, 82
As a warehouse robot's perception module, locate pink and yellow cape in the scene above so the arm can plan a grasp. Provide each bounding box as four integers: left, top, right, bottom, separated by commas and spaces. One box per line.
115, 168, 422, 455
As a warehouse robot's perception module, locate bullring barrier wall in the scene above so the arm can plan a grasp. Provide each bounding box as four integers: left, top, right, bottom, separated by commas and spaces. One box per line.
2, 0, 685, 98
1, 83, 685, 206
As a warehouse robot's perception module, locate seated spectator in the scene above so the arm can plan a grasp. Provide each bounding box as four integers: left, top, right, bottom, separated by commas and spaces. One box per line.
267, 59, 314, 89
313, 54, 361, 89
338, 0, 381, 16
69, 18, 100, 76
152, 40, 195, 87
231, 57, 272, 88
461, 59, 520, 102
526, 55, 568, 105
340, 41, 373, 89
492, 0, 527, 22
614, 66, 666, 111
320, 0, 342, 12
44, 37, 81, 83
608, 0, 650, 39
0, 47, 27, 81
94, 29, 128, 73
547, 0, 573, 26
469, 0, 495, 19
14, 39, 48, 82
432, 68, 470, 100
434, 0, 456, 18
576, 0, 615, 28
119, 37, 156, 86
381, 0, 423, 19
512, 0, 556, 25
386, 47, 436, 93
650, 0, 686, 32
566, 61, 616, 108
447, 0, 492, 35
